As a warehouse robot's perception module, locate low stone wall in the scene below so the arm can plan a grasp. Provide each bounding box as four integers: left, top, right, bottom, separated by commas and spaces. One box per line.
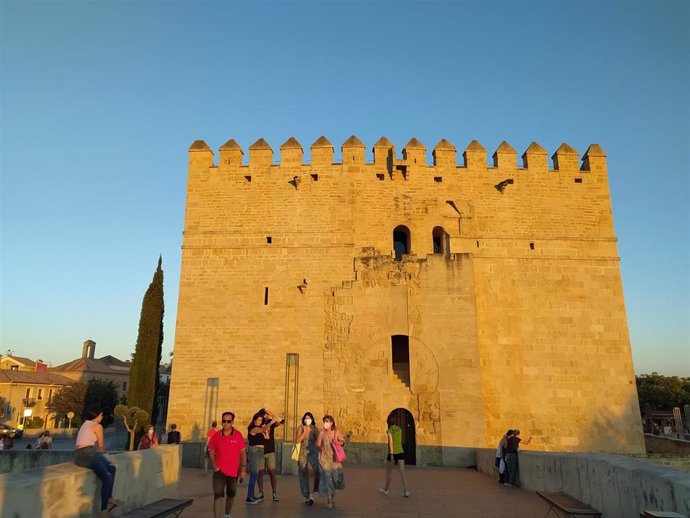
476, 448, 690, 518
0, 445, 182, 518
0, 449, 76, 474
645, 433, 690, 455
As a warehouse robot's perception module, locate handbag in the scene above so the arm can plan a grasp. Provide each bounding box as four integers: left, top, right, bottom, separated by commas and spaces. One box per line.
291, 442, 301, 461
499, 458, 506, 474
332, 433, 347, 463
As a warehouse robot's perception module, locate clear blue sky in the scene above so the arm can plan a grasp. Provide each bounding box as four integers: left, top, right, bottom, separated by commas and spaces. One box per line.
1, 1, 688, 375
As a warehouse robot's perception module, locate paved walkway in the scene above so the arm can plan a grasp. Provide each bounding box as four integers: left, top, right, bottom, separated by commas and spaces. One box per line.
177, 466, 550, 518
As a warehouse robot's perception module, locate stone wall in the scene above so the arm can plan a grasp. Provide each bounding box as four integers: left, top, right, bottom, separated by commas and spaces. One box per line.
169, 136, 644, 461
0, 445, 181, 518
476, 448, 690, 517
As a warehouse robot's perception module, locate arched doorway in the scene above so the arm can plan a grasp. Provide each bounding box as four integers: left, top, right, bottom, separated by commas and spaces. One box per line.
387, 408, 416, 465
393, 225, 411, 261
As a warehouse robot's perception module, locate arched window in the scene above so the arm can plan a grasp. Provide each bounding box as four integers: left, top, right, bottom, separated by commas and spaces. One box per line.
432, 226, 447, 255
393, 225, 411, 261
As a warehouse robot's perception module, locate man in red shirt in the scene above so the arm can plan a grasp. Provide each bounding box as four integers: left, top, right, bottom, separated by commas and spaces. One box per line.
208, 411, 247, 518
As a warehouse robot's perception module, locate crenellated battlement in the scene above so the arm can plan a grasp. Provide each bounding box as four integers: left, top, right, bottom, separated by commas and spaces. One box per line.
189, 136, 607, 173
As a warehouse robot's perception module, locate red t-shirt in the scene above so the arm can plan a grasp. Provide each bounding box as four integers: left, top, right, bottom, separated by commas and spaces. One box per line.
208, 428, 246, 477
206, 428, 217, 441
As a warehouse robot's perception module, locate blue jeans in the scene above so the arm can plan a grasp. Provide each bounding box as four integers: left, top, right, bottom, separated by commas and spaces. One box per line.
90, 454, 116, 510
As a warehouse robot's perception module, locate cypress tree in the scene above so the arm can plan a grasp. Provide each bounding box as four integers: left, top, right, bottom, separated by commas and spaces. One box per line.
126, 256, 164, 426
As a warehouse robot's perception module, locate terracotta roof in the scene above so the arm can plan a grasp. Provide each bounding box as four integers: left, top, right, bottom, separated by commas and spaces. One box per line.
522, 142, 548, 155
100, 355, 130, 368
189, 140, 211, 151
434, 139, 456, 151
311, 136, 334, 149
465, 140, 486, 152
404, 138, 425, 150
280, 137, 303, 149
341, 135, 365, 148
0, 370, 74, 386
583, 144, 606, 158
373, 137, 394, 148
2, 355, 36, 367
249, 138, 273, 151
51, 357, 129, 376
554, 142, 578, 155
220, 139, 242, 151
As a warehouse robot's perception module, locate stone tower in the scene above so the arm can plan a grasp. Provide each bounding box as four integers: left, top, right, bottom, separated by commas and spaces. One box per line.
168, 135, 644, 466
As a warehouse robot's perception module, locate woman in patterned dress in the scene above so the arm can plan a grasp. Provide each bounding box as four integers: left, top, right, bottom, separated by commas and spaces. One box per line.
316, 414, 345, 509
295, 411, 320, 505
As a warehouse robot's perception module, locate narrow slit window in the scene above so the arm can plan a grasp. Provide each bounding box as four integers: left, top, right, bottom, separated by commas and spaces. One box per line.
529, 242, 535, 250
264, 287, 269, 305
267, 236, 272, 244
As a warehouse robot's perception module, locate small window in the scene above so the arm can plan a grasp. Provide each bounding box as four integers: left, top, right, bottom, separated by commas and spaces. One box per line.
267, 236, 272, 244
311, 174, 319, 181
38, 389, 43, 400
434, 176, 442, 183
264, 287, 269, 305
432, 226, 447, 255
529, 242, 535, 250
393, 225, 411, 261
376, 173, 385, 181
244, 175, 252, 182
10, 365, 18, 371
574, 178, 583, 183
122, 382, 127, 392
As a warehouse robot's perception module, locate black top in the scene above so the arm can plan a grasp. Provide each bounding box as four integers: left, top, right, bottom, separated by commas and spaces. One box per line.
167, 430, 181, 444
263, 420, 283, 454
505, 435, 521, 453
247, 428, 266, 446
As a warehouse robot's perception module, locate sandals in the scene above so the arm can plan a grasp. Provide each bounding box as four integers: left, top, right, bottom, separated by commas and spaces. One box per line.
107, 498, 120, 512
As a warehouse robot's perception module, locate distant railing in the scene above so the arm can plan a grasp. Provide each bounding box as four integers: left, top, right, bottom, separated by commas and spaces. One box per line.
22, 398, 37, 407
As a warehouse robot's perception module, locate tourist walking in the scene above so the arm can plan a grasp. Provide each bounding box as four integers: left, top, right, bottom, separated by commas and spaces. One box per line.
379, 415, 409, 497
138, 424, 159, 450
504, 428, 531, 487
495, 429, 513, 484
167, 423, 181, 444
205, 420, 218, 473
316, 415, 345, 509
74, 406, 119, 518
208, 411, 247, 518
257, 408, 284, 502
246, 412, 268, 505
295, 411, 320, 505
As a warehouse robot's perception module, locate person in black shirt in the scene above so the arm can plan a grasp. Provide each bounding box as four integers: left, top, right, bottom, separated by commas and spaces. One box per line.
257, 408, 284, 502
167, 424, 181, 444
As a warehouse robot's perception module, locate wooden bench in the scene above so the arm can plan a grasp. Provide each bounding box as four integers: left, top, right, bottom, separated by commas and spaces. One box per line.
536, 491, 602, 518
119, 498, 193, 518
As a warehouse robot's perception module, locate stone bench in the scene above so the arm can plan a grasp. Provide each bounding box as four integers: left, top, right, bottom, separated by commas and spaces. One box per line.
0, 445, 182, 518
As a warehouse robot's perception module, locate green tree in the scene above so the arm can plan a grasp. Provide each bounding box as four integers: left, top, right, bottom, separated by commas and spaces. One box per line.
114, 404, 149, 451
126, 256, 164, 425
85, 379, 119, 427
636, 372, 690, 412
46, 383, 86, 427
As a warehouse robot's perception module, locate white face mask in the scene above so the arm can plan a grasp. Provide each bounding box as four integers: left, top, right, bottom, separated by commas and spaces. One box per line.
304, 418, 313, 425
323, 422, 332, 430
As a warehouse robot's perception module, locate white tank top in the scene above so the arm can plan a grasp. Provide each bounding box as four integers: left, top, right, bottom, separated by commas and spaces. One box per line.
76, 419, 99, 448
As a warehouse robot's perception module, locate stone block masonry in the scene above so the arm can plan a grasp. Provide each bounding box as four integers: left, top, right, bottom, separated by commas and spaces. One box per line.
169, 136, 644, 465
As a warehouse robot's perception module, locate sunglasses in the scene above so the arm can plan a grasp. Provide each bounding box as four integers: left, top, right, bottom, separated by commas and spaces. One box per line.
222, 419, 233, 423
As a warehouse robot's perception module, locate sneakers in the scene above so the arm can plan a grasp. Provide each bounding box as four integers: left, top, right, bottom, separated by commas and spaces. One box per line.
307, 496, 314, 506
379, 487, 389, 495
257, 491, 264, 501
272, 492, 279, 502
403, 491, 410, 497
245, 496, 260, 505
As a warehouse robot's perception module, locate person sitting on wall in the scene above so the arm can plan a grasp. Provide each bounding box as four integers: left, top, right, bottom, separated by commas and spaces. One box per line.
167, 423, 181, 444
138, 424, 159, 450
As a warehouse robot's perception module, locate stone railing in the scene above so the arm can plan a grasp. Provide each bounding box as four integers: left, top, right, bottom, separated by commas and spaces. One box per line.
476, 448, 690, 518
0, 445, 181, 518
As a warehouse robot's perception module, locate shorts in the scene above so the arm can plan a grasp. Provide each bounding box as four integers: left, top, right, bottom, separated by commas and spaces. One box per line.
212, 470, 238, 499
261, 451, 276, 470
386, 453, 405, 464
